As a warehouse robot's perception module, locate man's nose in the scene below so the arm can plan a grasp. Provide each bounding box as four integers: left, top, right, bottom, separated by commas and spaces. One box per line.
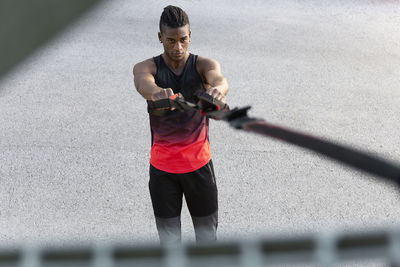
174, 42, 182, 50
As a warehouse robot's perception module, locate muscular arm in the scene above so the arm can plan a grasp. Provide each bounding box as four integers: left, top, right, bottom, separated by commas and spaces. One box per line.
197, 56, 229, 102
133, 59, 174, 100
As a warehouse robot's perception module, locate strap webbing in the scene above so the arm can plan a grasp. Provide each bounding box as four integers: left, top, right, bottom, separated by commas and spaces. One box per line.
146, 95, 400, 187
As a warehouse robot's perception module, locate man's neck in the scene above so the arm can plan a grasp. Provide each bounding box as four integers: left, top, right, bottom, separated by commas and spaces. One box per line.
162, 52, 190, 74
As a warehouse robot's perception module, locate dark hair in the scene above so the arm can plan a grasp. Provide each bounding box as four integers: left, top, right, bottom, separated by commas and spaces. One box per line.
159, 5, 190, 32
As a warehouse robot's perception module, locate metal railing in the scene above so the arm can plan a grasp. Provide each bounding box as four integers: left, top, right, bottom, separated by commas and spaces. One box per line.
1, 228, 400, 266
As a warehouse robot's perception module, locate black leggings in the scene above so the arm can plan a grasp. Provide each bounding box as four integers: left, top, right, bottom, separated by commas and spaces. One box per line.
149, 160, 218, 243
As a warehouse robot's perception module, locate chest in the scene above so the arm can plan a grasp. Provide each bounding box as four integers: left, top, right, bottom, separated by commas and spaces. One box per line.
155, 67, 205, 102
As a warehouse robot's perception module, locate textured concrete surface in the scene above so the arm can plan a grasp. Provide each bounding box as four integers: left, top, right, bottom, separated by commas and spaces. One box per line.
1, 0, 400, 248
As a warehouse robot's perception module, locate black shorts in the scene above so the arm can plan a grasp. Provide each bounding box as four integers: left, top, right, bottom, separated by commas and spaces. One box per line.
149, 160, 218, 218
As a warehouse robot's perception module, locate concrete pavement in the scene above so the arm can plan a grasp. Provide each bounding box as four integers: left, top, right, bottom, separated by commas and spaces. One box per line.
0, 0, 400, 249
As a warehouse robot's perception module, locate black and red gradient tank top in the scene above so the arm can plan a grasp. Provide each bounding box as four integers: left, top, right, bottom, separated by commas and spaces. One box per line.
148, 53, 211, 173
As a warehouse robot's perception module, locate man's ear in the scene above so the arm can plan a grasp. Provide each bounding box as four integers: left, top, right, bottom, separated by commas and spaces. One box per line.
189, 30, 191, 40
158, 32, 162, 43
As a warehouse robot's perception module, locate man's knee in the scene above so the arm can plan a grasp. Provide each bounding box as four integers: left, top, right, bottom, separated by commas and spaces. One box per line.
155, 216, 182, 244
191, 211, 218, 242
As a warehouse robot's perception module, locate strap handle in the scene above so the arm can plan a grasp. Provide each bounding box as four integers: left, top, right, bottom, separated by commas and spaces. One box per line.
197, 93, 230, 120
147, 93, 198, 116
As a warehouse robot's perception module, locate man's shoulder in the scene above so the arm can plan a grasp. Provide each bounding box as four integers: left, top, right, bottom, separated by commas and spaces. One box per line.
133, 58, 156, 75
196, 55, 221, 73
196, 55, 219, 65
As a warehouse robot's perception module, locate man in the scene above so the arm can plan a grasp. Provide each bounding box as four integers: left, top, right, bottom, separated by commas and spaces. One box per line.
133, 5, 228, 244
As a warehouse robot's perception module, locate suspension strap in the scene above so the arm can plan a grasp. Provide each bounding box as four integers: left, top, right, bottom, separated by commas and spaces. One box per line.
147, 95, 400, 188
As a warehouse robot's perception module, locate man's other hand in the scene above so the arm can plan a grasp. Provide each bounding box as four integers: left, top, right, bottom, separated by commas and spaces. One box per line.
151, 88, 175, 101
206, 88, 226, 103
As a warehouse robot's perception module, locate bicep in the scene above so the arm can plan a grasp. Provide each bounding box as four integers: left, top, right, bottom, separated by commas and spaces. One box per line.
133, 62, 156, 90
134, 71, 155, 89
202, 59, 224, 84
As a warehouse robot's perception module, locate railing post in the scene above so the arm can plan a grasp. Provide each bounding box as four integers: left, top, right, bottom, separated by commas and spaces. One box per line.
19, 246, 40, 267
240, 239, 263, 267
389, 229, 400, 267
92, 243, 113, 267
316, 231, 337, 267
164, 243, 187, 267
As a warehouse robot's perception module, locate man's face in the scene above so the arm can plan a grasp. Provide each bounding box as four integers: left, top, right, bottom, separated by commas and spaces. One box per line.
158, 24, 191, 62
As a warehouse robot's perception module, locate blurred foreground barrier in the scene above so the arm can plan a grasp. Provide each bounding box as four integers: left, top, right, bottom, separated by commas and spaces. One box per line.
1, 228, 400, 267
0, 0, 102, 78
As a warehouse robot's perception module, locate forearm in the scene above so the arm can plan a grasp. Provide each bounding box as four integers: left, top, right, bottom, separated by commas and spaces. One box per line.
133, 61, 165, 101
134, 77, 175, 101
136, 82, 163, 100
133, 68, 164, 100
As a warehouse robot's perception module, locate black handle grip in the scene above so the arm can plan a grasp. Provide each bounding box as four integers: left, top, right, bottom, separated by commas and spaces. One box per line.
147, 99, 171, 109
198, 93, 229, 112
